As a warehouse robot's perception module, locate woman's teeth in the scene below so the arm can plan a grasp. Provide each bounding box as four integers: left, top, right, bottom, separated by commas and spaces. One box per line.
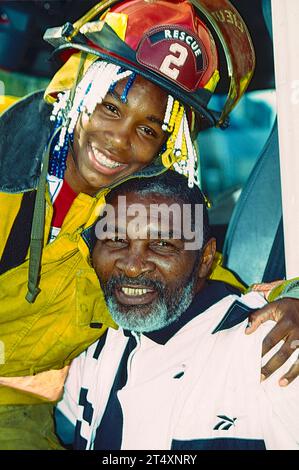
121, 287, 152, 296
91, 146, 122, 169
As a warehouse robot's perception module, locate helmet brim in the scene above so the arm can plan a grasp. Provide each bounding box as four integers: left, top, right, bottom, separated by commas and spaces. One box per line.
49, 23, 219, 129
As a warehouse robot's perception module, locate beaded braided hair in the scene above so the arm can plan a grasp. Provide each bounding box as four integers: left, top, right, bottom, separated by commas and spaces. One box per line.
49, 59, 198, 188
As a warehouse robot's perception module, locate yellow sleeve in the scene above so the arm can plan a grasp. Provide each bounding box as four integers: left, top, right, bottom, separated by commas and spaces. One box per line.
209, 251, 246, 293
0, 95, 20, 114
268, 278, 299, 302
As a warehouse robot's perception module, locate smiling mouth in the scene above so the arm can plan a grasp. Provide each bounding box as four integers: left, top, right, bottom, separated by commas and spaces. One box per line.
121, 286, 153, 296
88, 143, 128, 174
115, 285, 158, 306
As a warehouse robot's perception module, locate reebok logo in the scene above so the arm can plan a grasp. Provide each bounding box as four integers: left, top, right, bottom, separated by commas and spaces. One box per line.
213, 415, 237, 431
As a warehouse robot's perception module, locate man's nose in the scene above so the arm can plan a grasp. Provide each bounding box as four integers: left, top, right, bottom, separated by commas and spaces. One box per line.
115, 246, 155, 278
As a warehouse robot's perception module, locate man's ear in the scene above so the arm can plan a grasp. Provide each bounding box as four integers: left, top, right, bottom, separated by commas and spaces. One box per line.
197, 238, 216, 279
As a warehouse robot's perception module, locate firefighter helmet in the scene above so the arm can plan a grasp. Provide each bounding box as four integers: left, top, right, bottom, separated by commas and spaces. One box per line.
44, 0, 255, 129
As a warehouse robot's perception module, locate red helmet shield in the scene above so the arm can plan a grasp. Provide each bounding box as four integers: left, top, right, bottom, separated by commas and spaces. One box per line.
136, 26, 207, 92
107, 0, 217, 93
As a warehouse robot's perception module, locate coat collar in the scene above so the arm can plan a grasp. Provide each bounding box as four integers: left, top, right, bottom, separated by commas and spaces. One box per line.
0, 91, 53, 193
124, 281, 244, 345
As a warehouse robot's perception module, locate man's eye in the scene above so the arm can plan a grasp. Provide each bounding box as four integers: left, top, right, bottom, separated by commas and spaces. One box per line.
157, 240, 170, 247
150, 240, 177, 252
104, 237, 128, 247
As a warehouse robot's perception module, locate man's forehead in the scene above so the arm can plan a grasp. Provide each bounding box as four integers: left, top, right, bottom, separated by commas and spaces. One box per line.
109, 190, 181, 207
96, 192, 203, 249
108, 202, 184, 239
105, 224, 182, 240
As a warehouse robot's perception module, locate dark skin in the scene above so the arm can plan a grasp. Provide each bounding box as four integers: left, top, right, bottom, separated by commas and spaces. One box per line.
92, 191, 216, 321
64, 75, 168, 196
92, 191, 299, 385
60, 73, 298, 384
246, 298, 299, 386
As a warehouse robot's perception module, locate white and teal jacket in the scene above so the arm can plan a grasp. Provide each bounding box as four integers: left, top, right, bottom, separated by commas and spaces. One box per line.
56, 281, 299, 450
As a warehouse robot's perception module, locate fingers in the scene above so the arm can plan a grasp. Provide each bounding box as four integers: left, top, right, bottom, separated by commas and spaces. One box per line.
261, 337, 299, 384
245, 303, 278, 335
245, 298, 294, 335
244, 298, 299, 385
261, 341, 295, 382
261, 322, 289, 356
250, 280, 284, 300
278, 355, 299, 386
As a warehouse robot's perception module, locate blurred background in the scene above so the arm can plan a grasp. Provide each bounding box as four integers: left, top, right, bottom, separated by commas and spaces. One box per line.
0, 0, 276, 247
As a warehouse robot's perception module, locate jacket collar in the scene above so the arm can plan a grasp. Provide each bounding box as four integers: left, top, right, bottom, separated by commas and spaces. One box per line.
124, 281, 242, 345
0, 91, 54, 193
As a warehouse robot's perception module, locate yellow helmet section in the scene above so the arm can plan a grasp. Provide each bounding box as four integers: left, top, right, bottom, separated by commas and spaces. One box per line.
44, 52, 98, 104
44, 12, 129, 104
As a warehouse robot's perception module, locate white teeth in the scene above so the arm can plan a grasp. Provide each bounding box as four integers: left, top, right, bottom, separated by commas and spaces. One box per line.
121, 287, 150, 296
91, 146, 122, 169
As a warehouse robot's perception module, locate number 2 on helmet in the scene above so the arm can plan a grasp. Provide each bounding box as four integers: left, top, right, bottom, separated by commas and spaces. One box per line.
159, 43, 188, 80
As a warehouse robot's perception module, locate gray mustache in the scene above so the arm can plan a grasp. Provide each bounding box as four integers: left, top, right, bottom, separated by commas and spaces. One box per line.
106, 274, 164, 292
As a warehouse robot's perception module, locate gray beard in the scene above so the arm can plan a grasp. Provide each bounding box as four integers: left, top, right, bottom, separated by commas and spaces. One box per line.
104, 279, 195, 333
